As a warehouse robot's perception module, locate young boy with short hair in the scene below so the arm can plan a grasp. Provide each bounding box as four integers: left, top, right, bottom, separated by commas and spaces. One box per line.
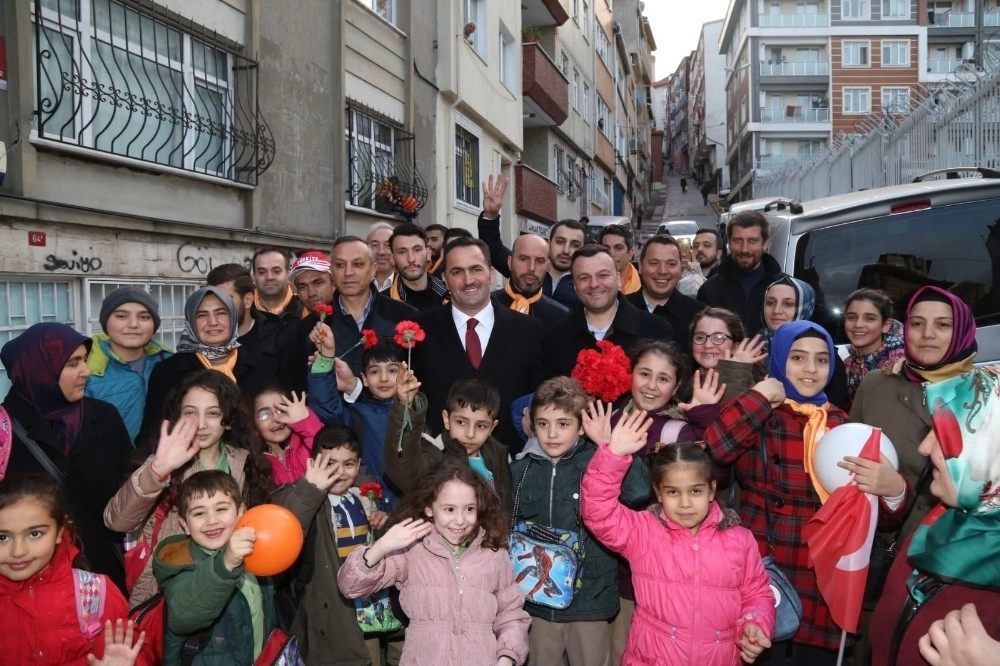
308, 331, 404, 508
384, 364, 513, 514
152, 470, 278, 665
510, 376, 650, 666
273, 424, 392, 666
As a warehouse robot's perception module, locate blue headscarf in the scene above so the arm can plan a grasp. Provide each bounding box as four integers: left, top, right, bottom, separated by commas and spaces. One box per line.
768, 320, 835, 405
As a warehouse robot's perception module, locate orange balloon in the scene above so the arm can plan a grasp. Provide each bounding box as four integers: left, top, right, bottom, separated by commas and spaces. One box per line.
234, 504, 304, 576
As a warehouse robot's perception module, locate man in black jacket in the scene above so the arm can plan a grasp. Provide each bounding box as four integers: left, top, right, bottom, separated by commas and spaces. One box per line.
625, 234, 705, 351
696, 211, 785, 333
492, 233, 569, 328
410, 237, 542, 452
538, 244, 673, 379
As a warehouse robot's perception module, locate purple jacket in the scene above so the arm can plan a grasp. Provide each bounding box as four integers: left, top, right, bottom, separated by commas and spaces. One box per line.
338, 530, 530, 665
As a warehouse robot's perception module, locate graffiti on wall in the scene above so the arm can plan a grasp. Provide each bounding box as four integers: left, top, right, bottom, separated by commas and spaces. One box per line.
175, 242, 253, 276
42, 249, 104, 273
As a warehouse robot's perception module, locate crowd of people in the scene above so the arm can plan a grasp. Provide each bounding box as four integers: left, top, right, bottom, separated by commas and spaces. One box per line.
0, 173, 998, 666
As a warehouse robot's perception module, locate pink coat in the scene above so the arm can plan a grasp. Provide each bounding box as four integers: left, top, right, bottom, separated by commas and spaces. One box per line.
264, 410, 322, 486
582, 445, 775, 666
338, 530, 530, 666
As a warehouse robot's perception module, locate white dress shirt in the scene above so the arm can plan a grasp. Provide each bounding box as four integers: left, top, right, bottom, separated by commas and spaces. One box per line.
451, 302, 495, 353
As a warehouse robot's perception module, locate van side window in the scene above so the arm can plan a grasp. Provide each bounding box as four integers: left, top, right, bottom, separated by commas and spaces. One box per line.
793, 201, 1000, 344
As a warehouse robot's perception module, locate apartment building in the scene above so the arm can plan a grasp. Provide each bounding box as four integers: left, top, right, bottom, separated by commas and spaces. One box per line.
717, 0, 940, 201
666, 55, 691, 173
689, 20, 728, 191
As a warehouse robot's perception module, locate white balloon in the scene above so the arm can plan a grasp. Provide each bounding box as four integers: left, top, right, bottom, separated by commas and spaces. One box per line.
813, 423, 899, 495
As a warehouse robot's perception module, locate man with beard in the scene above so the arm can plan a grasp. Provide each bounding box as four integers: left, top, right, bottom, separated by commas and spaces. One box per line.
425, 223, 447, 264
492, 234, 569, 328
538, 244, 672, 379
386, 223, 449, 311
696, 211, 785, 333
625, 235, 705, 352
367, 222, 395, 292
692, 228, 724, 277
476, 173, 584, 308
409, 237, 542, 451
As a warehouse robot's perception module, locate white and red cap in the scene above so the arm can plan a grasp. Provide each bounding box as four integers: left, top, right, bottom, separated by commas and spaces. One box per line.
289, 251, 332, 282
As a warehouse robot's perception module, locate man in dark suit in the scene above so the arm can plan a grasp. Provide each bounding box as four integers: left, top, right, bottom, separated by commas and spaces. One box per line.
625, 234, 706, 352
410, 237, 542, 452
492, 231, 569, 329
538, 244, 674, 379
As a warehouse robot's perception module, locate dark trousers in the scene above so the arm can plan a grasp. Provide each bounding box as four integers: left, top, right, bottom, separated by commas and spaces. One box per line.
759, 641, 848, 666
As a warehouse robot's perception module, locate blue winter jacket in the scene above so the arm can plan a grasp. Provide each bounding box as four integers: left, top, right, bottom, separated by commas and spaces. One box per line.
85, 334, 171, 444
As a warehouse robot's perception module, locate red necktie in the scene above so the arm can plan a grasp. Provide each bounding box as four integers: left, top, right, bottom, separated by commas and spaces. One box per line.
466, 318, 482, 369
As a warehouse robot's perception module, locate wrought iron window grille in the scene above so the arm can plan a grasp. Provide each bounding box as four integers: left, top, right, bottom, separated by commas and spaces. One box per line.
33, 0, 274, 185
345, 102, 427, 216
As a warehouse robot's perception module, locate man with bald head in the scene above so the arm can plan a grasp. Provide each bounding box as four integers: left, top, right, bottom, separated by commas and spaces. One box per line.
492, 233, 569, 328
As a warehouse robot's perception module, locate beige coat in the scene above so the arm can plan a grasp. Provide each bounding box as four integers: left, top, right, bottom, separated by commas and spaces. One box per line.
103, 447, 249, 605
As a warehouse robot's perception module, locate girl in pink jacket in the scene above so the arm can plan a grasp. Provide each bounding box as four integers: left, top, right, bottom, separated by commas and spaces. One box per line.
249, 386, 322, 486
581, 408, 775, 666
338, 459, 530, 666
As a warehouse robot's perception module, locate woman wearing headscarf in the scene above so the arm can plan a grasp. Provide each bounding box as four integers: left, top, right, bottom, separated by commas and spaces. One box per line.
139, 286, 268, 446
0, 323, 132, 591
871, 366, 1000, 666
705, 320, 908, 664
850, 285, 978, 536
760, 276, 850, 409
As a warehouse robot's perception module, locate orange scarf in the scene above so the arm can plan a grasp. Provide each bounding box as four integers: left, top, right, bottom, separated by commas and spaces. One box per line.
389, 274, 405, 302
784, 398, 832, 503
253, 285, 294, 315
429, 255, 444, 276
503, 281, 542, 314
622, 263, 641, 294
196, 350, 239, 384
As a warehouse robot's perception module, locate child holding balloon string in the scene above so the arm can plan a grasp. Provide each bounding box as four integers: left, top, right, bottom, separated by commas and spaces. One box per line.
104, 370, 273, 606
152, 470, 279, 665
703, 320, 909, 663
338, 459, 531, 666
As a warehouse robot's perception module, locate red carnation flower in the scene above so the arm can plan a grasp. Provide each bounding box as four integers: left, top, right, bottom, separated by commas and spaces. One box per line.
360, 481, 383, 502
571, 340, 633, 403
315, 303, 334, 322
394, 321, 426, 349
361, 329, 379, 350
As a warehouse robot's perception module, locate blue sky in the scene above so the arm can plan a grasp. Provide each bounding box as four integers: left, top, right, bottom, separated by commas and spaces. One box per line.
647, 0, 730, 80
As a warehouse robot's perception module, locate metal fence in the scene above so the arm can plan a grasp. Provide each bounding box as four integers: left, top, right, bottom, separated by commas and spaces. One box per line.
754, 58, 1000, 200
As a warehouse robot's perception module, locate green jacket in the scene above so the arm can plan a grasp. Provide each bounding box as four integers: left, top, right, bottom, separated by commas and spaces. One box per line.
271, 480, 373, 666
509, 437, 650, 623
152, 534, 277, 666
384, 393, 514, 515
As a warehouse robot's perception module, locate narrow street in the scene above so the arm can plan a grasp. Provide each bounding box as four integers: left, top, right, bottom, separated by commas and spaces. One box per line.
640, 173, 720, 241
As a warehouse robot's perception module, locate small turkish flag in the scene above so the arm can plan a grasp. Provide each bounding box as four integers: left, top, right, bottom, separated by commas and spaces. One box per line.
802, 428, 883, 633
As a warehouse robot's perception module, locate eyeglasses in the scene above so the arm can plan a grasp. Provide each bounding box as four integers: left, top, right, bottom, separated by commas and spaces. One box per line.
255, 407, 286, 422
692, 332, 733, 346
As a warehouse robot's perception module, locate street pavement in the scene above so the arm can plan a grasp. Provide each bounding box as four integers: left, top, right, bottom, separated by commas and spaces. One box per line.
639, 174, 720, 242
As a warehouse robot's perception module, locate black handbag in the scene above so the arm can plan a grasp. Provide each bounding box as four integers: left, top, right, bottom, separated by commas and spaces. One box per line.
861, 461, 932, 611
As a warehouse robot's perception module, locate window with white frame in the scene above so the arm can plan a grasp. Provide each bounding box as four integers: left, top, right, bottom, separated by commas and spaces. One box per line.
843, 40, 870, 66
582, 1, 590, 42
583, 83, 591, 124
554, 145, 567, 194
35, 0, 241, 180
843, 87, 871, 113
573, 69, 580, 110
595, 24, 612, 70
842, 0, 870, 18
597, 98, 612, 138
560, 52, 570, 77
881, 86, 910, 112
357, 0, 396, 25
881, 0, 908, 18
797, 1, 820, 14
0, 279, 75, 395
572, 0, 580, 22
463, 0, 486, 55
455, 124, 480, 206
881, 40, 909, 66
346, 107, 398, 209
499, 24, 516, 91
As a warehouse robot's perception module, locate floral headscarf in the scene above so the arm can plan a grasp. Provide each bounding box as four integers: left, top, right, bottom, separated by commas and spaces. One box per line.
176, 286, 240, 359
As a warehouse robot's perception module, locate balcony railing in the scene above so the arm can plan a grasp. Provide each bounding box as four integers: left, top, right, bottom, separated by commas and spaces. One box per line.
929, 10, 975, 26
927, 58, 963, 73
985, 10, 1000, 26
34, 0, 274, 185
514, 163, 558, 224
760, 107, 830, 122
758, 13, 828, 27
759, 60, 829, 76
522, 42, 569, 126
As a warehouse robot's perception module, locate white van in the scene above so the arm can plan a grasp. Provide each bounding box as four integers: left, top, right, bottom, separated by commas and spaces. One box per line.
718, 196, 796, 237
585, 216, 633, 243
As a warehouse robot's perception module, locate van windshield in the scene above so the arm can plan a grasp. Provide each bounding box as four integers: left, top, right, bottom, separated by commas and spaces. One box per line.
793, 199, 1000, 345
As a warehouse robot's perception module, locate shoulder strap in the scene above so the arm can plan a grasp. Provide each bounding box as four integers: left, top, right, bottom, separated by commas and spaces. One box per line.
150, 501, 170, 545
10, 416, 65, 483
73, 569, 107, 640
759, 434, 778, 547
0, 407, 11, 480
658, 419, 686, 445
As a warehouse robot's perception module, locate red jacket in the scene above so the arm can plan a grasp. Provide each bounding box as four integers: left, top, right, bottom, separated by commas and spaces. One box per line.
0, 536, 130, 665
871, 534, 1000, 666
